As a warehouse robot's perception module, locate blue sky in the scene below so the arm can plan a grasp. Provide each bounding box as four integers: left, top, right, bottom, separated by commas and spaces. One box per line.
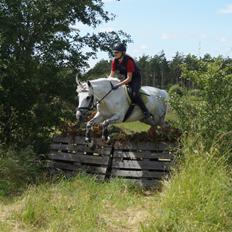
77, 0, 232, 67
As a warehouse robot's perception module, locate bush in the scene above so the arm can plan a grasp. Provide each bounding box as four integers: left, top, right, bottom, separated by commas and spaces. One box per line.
168, 84, 186, 97
0, 146, 42, 197
188, 88, 202, 97
170, 59, 232, 150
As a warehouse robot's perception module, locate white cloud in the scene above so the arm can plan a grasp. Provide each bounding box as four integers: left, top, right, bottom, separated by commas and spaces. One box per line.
217, 36, 228, 43
200, 33, 207, 39
160, 33, 177, 40
140, 44, 148, 50
218, 4, 232, 14
130, 44, 149, 57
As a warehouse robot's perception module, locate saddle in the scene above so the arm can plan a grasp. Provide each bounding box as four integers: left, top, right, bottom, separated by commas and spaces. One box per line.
123, 86, 150, 122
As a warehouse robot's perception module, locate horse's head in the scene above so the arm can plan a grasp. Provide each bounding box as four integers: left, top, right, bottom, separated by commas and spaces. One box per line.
76, 77, 94, 122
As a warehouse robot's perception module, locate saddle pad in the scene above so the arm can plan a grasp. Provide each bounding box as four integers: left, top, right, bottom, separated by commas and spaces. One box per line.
123, 86, 149, 104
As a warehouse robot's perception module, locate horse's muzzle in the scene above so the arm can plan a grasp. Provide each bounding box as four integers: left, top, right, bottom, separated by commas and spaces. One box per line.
76, 110, 83, 122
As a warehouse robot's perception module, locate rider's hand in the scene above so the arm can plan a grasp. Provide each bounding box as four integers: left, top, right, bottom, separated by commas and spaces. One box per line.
112, 85, 119, 90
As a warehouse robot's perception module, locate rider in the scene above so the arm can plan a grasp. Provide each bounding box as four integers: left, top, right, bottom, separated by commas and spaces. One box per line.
109, 43, 154, 122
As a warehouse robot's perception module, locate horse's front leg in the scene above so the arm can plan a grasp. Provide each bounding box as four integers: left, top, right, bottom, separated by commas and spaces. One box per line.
85, 112, 104, 143
102, 114, 121, 142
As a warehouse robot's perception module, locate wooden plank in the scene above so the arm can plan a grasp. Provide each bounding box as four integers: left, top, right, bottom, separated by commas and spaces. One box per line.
81, 165, 107, 175
50, 143, 112, 155
52, 136, 112, 148
113, 150, 173, 160
110, 169, 168, 179
48, 152, 83, 162
50, 143, 77, 152
47, 161, 106, 180
114, 141, 175, 151
111, 160, 170, 171
48, 152, 110, 165
78, 154, 109, 165
47, 161, 81, 171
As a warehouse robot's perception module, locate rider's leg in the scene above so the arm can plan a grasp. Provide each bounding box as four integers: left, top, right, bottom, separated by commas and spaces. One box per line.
129, 80, 152, 118
133, 92, 151, 117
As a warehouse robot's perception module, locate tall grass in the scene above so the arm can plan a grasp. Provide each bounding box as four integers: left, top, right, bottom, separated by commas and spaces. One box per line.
0, 175, 154, 232
141, 137, 232, 232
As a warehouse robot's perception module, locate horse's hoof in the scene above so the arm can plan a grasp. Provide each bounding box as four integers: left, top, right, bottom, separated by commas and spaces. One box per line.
106, 137, 111, 144
102, 136, 111, 144
86, 139, 94, 148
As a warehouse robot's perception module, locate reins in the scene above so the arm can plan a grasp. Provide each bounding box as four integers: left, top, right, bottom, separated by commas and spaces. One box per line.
92, 82, 114, 108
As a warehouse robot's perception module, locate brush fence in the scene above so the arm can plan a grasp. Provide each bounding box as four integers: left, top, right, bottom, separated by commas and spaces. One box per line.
47, 136, 175, 188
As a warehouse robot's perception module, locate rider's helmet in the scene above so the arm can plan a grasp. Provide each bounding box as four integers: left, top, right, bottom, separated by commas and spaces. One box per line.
113, 43, 126, 52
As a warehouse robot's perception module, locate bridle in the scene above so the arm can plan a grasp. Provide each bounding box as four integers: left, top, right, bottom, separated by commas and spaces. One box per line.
77, 93, 95, 111
77, 82, 114, 112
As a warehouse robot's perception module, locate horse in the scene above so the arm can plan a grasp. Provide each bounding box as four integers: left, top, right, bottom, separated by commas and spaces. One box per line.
76, 77, 169, 144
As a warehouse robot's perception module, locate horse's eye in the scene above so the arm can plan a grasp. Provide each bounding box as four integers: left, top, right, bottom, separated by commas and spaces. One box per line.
86, 96, 91, 100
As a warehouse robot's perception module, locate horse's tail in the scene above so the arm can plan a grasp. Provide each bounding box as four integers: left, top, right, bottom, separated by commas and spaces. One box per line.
162, 90, 170, 116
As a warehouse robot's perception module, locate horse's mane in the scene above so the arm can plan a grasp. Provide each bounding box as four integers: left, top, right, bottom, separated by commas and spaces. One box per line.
76, 77, 120, 93
91, 77, 118, 82
90, 77, 120, 86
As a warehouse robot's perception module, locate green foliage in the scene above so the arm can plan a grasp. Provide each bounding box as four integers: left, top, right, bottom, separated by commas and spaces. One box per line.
0, 0, 131, 150
0, 146, 42, 197
83, 59, 111, 80
84, 51, 205, 89
142, 138, 232, 232
170, 58, 232, 148
169, 94, 202, 133
168, 84, 186, 97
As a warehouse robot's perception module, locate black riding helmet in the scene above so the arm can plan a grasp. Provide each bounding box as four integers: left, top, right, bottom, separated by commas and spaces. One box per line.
113, 43, 126, 52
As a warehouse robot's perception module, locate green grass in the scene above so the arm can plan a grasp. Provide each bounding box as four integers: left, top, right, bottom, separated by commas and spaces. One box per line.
0, 175, 157, 232
1, 116, 232, 232
141, 138, 232, 232
116, 109, 177, 134
1, 138, 232, 232
116, 121, 150, 133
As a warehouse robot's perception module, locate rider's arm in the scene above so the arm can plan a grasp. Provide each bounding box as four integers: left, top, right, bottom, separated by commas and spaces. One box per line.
116, 58, 134, 87
118, 72, 132, 86
109, 70, 115, 77
109, 59, 116, 77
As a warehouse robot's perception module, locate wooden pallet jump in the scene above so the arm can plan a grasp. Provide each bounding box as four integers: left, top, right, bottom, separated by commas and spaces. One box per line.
47, 136, 175, 187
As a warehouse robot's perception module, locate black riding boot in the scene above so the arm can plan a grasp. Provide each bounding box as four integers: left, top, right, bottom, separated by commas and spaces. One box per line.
133, 93, 151, 116
128, 80, 156, 124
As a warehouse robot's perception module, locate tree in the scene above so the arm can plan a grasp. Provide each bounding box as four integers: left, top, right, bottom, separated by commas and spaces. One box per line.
0, 0, 131, 150
83, 59, 111, 80
169, 52, 184, 86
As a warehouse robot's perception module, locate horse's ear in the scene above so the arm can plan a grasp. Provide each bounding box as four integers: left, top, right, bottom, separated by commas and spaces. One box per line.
87, 81, 92, 87
76, 74, 81, 85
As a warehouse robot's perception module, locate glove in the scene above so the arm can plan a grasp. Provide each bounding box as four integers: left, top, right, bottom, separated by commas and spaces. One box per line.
112, 85, 119, 90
